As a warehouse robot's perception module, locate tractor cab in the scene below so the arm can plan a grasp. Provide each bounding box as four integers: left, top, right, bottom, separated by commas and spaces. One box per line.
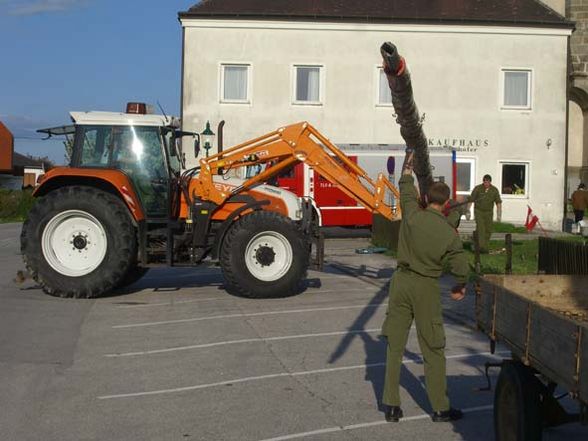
38, 103, 199, 220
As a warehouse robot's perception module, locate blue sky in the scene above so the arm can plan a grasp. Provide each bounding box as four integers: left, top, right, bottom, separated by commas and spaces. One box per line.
0, 0, 196, 164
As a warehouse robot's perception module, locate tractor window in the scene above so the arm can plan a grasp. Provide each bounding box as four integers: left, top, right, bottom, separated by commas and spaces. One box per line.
163, 129, 182, 175
79, 126, 112, 167
111, 126, 168, 217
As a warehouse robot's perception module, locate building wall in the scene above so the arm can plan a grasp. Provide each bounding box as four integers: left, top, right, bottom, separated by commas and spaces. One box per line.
567, 0, 588, 188
181, 20, 570, 229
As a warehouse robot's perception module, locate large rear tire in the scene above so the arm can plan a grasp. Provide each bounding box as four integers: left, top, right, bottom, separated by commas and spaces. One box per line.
21, 186, 137, 298
220, 211, 309, 298
494, 361, 543, 441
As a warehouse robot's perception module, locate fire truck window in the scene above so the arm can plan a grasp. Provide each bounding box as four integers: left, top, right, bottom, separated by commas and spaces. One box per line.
79, 126, 112, 167
278, 165, 295, 179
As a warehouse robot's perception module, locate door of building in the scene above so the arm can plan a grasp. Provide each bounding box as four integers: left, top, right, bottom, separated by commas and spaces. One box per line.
455, 158, 476, 218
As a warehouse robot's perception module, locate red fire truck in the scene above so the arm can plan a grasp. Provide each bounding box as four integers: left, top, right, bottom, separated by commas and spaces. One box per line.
267, 145, 457, 227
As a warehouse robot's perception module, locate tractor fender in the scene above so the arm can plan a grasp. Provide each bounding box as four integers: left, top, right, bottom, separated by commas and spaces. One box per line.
33, 167, 145, 222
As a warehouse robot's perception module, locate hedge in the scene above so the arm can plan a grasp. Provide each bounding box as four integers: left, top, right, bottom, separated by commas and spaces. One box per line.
0, 189, 36, 222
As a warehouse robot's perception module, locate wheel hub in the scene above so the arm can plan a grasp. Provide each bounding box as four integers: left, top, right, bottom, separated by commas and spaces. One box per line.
41, 210, 107, 277
255, 245, 276, 267
72, 234, 88, 250
244, 231, 293, 282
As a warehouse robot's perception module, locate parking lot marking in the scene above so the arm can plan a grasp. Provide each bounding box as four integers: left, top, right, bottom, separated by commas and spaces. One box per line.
105, 328, 383, 357
256, 404, 494, 441
97, 351, 506, 400
116, 297, 229, 308
116, 287, 377, 309
112, 304, 384, 329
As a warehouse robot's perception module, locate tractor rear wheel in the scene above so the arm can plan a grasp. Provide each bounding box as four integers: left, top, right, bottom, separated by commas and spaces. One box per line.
220, 211, 309, 298
21, 186, 137, 298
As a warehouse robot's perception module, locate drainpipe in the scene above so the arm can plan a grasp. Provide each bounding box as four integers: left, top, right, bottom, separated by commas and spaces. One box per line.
563, 36, 571, 232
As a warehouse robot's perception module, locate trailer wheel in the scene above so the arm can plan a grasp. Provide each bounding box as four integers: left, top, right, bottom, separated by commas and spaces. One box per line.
21, 186, 137, 298
494, 361, 543, 441
220, 211, 309, 298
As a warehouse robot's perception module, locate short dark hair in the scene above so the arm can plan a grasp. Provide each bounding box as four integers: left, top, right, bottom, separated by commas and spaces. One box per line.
427, 181, 450, 205
580, 183, 586, 189
483, 174, 492, 182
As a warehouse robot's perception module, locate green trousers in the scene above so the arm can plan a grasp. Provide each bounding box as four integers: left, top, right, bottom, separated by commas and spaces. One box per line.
474, 209, 493, 252
381, 269, 449, 412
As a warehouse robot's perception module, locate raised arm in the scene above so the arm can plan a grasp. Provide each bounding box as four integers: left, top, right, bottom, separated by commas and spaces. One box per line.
398, 149, 420, 218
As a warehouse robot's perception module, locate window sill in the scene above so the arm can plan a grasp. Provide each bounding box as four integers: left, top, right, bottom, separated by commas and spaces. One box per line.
220, 100, 251, 105
292, 101, 323, 106
500, 106, 532, 111
500, 194, 529, 199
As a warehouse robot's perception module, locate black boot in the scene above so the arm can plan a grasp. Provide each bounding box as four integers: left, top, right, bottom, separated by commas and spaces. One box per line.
432, 407, 463, 422
384, 405, 403, 422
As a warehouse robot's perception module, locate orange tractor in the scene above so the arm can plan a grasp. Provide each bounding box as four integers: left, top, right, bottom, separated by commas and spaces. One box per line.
22, 111, 400, 299
21, 42, 423, 300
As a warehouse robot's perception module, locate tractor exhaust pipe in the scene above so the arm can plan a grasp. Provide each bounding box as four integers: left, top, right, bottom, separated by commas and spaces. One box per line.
217, 120, 225, 154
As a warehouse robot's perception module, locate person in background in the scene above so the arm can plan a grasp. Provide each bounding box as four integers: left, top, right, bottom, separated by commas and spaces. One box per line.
468, 174, 502, 253
381, 148, 468, 423
571, 183, 588, 224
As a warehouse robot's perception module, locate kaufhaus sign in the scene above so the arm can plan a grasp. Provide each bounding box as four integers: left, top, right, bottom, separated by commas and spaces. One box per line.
428, 138, 490, 152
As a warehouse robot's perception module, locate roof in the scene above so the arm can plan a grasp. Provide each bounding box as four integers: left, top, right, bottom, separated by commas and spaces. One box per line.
13, 152, 44, 169
69, 111, 180, 128
180, 0, 573, 28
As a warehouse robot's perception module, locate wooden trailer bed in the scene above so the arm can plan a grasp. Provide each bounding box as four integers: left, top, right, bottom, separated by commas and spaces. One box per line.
476, 275, 588, 406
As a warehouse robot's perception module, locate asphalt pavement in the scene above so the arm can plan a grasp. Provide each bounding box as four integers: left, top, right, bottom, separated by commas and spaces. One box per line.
1, 223, 586, 441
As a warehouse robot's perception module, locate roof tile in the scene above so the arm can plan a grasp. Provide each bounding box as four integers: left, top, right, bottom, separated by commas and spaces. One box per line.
180, 0, 572, 27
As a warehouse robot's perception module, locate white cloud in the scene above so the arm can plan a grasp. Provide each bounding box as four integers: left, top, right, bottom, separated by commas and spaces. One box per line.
0, 0, 87, 16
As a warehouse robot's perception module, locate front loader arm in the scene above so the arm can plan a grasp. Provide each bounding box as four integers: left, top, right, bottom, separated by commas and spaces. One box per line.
193, 122, 400, 221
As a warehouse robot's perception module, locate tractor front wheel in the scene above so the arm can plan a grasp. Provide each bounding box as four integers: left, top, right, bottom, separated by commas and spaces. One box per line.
220, 211, 309, 298
21, 186, 137, 298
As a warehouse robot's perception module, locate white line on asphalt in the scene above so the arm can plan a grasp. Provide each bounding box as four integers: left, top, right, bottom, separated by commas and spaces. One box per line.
310, 275, 368, 281
104, 328, 383, 357
112, 304, 385, 329
97, 351, 507, 400
116, 297, 229, 308
116, 287, 377, 309
257, 405, 494, 441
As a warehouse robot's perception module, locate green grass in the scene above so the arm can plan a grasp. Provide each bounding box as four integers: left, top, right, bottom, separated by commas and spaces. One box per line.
0, 189, 35, 223
379, 234, 586, 279
462, 239, 538, 276
491, 222, 528, 234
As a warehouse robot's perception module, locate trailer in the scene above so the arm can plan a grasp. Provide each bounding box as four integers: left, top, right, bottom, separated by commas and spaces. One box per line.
476, 275, 588, 440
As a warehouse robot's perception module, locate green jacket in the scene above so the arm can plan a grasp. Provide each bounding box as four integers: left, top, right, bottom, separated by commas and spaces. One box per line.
396, 175, 468, 283
469, 184, 502, 212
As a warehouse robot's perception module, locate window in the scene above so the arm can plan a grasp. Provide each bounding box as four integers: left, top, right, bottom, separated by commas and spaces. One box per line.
293, 65, 322, 104
502, 69, 531, 109
377, 68, 392, 105
500, 162, 529, 196
221, 64, 250, 103
78, 126, 112, 167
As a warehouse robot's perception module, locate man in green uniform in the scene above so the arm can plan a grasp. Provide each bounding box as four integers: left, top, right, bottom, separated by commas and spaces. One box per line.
468, 175, 502, 253
382, 150, 469, 423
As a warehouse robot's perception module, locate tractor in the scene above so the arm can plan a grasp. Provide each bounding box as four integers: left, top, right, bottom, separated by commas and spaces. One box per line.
21, 106, 400, 299
21, 42, 424, 300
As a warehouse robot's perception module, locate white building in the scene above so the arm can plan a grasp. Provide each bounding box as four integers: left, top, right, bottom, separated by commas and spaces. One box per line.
179, 0, 573, 230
